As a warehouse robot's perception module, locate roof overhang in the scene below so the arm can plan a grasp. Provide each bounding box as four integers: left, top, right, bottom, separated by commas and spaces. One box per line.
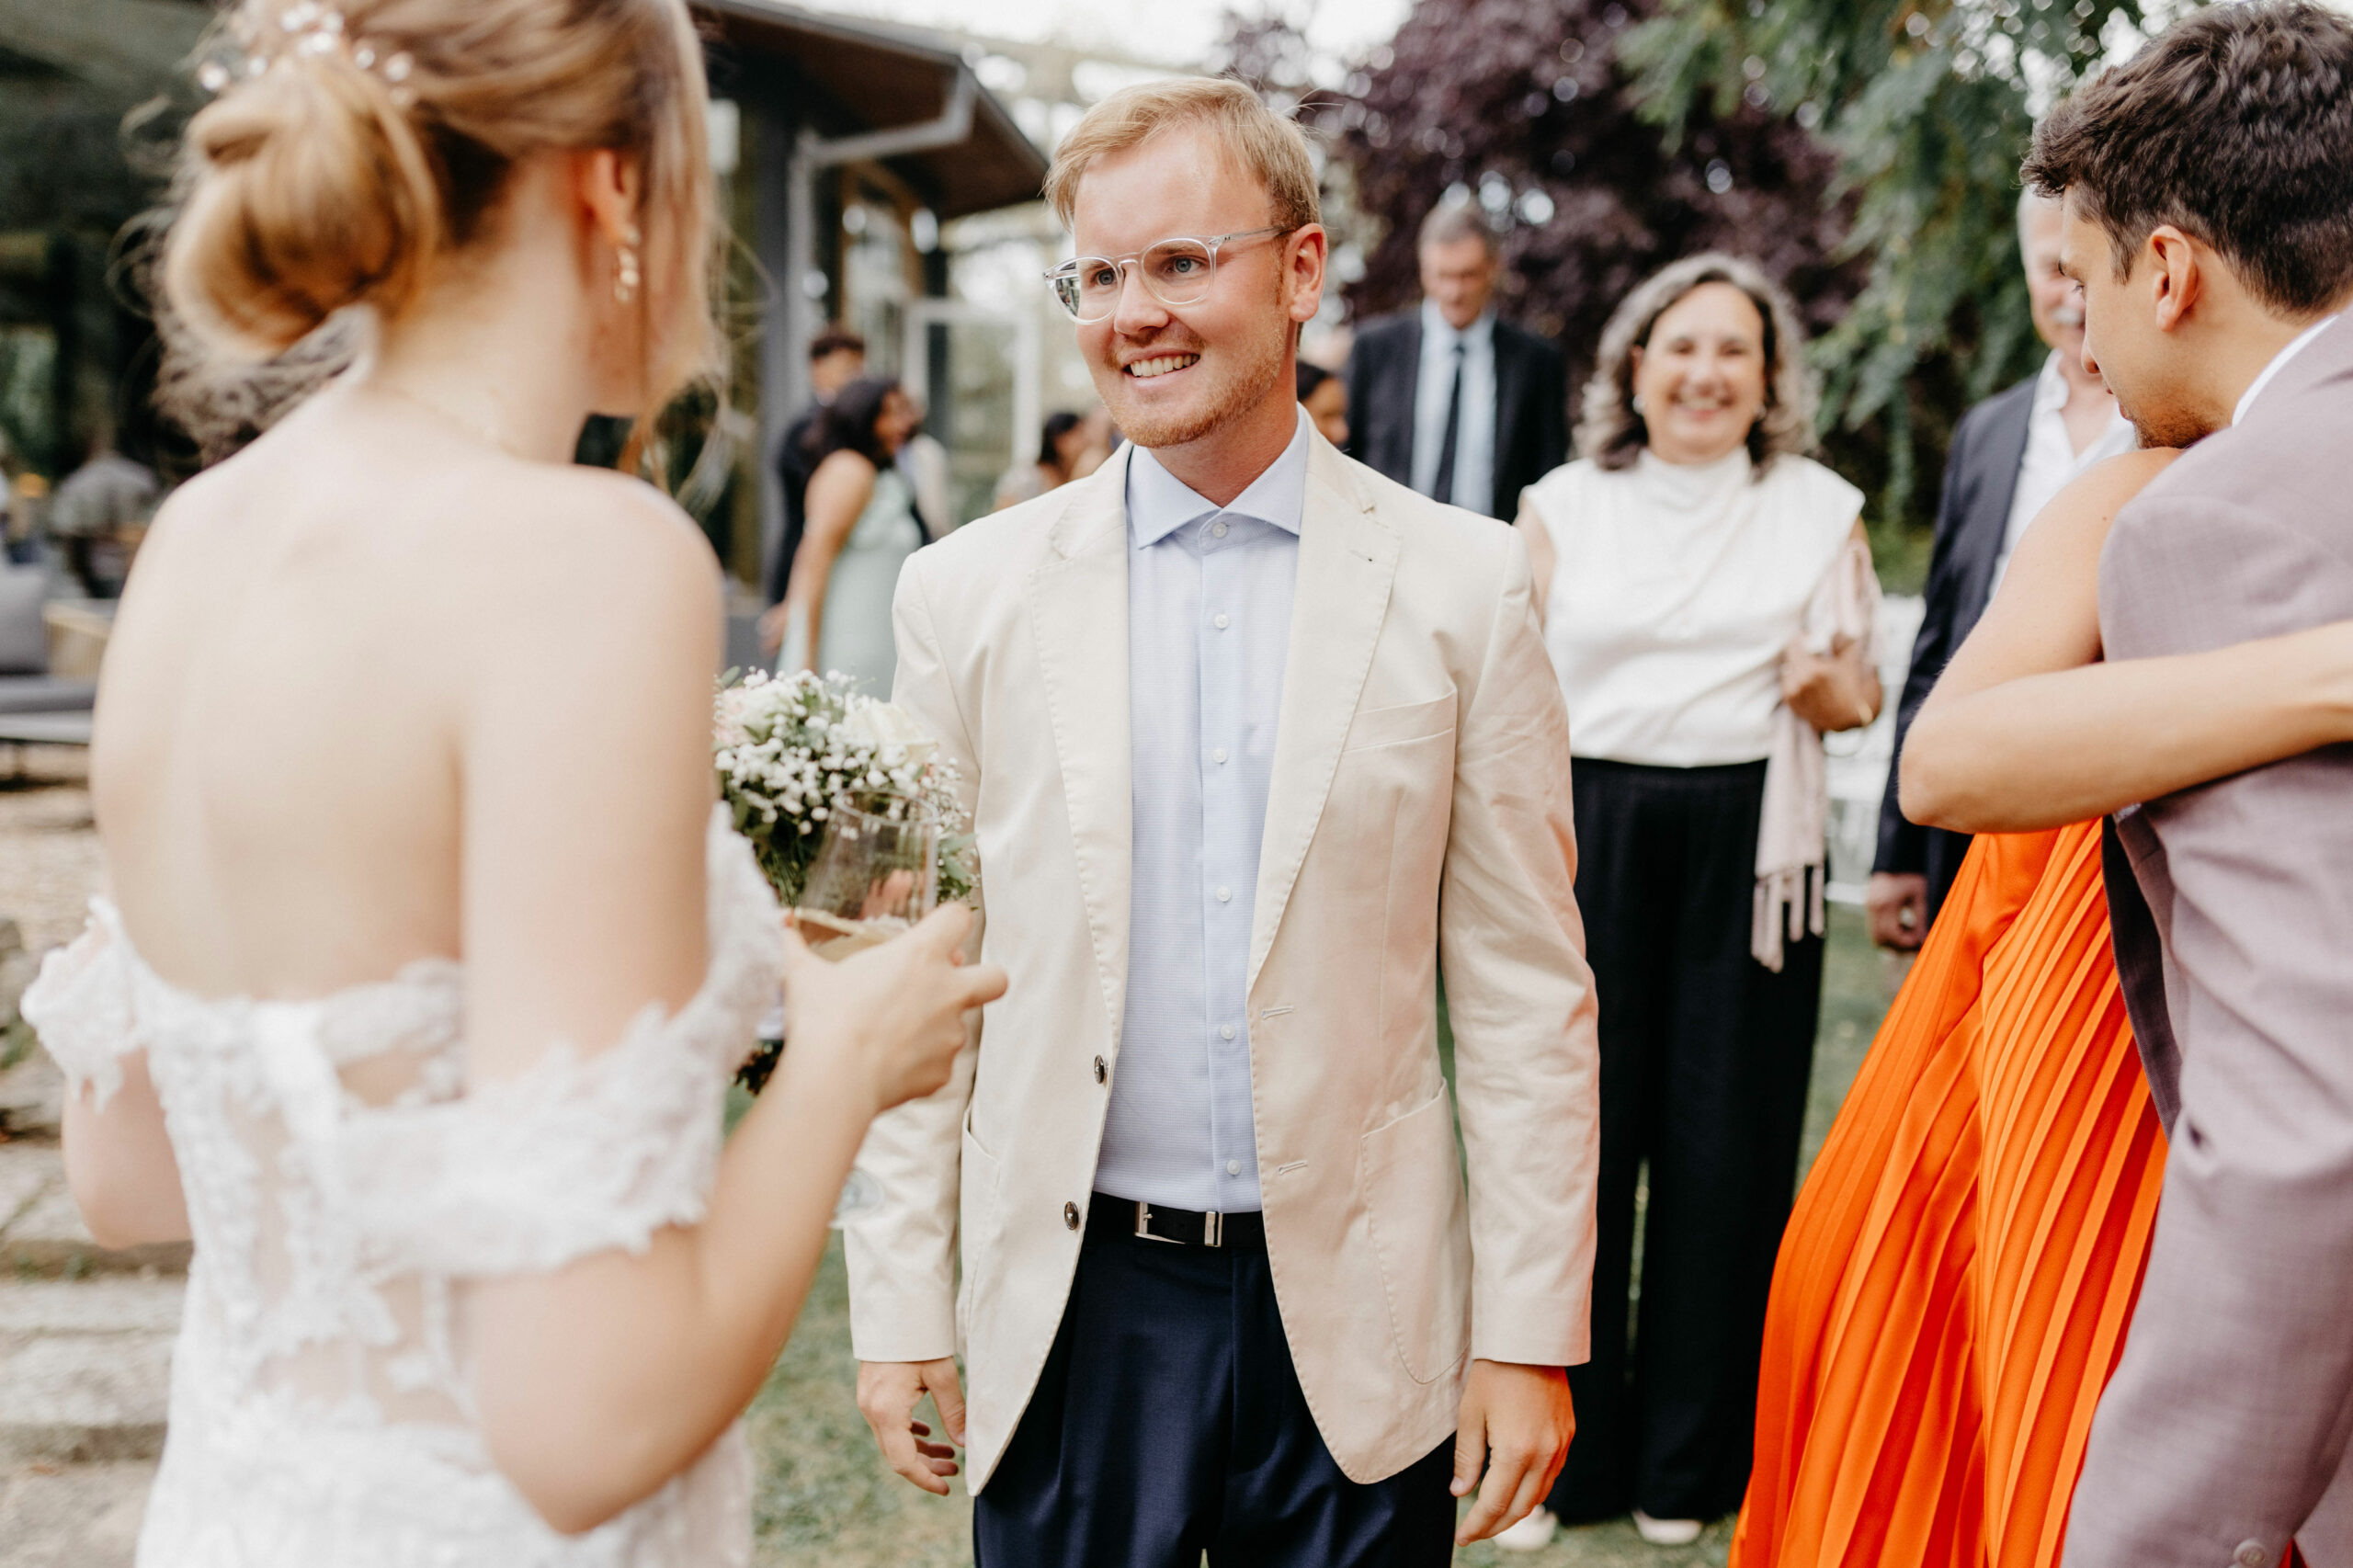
694, 1, 1048, 220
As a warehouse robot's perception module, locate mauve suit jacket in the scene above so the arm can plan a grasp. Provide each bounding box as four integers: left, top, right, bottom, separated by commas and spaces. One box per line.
2068, 312, 2353, 1568
843, 432, 1602, 1490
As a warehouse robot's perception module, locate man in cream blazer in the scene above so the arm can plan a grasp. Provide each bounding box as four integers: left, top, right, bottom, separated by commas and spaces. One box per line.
848, 77, 1599, 1566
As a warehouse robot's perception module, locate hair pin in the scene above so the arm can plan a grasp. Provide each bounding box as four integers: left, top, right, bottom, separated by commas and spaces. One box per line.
195, 4, 416, 108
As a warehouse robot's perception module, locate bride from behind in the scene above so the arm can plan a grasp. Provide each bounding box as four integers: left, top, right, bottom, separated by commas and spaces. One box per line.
18, 1, 1006, 1562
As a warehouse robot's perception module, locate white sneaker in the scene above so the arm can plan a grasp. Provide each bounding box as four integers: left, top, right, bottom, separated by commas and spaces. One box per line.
1494, 1506, 1559, 1551
1632, 1510, 1704, 1546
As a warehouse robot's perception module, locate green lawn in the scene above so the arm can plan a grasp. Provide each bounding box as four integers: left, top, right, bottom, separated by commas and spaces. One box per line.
746, 905, 1906, 1567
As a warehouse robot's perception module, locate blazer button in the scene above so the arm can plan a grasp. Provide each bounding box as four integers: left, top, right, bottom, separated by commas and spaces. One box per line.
1063, 1201, 1081, 1231
2234, 1542, 2268, 1568
1093, 1055, 1107, 1084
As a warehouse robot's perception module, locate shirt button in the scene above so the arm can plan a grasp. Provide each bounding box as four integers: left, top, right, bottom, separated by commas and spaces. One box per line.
1221, 1023, 1237, 1040
1211, 520, 1229, 539
1093, 1054, 1107, 1084
1226, 1159, 1242, 1176
1213, 612, 1231, 631
1215, 886, 1232, 903
1063, 1201, 1081, 1231
2235, 1543, 2268, 1568
1212, 747, 1229, 764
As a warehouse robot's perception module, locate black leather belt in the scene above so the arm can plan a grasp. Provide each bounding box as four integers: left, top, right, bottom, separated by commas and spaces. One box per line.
1087, 1193, 1267, 1251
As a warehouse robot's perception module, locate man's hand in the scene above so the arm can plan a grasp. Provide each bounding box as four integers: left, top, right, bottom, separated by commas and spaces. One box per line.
856, 1358, 967, 1495
1450, 1359, 1575, 1544
1866, 871, 1929, 951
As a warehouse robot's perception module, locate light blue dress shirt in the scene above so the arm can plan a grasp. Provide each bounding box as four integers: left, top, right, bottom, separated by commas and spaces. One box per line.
1411, 298, 1498, 514
1092, 409, 1311, 1214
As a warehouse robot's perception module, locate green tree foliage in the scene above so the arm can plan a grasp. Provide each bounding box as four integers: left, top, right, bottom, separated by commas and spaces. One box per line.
1622, 0, 2175, 526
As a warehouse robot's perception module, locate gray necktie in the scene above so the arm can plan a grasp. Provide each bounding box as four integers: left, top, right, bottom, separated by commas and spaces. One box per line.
1431, 341, 1464, 506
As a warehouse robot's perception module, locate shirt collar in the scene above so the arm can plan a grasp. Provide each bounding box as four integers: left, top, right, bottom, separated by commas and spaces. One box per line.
2031, 350, 2073, 416
1420, 296, 1496, 351
2234, 314, 2341, 426
1127, 405, 1313, 548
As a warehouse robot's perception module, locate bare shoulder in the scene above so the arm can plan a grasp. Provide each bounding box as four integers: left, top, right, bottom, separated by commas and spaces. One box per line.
2032, 448, 2182, 548
461, 461, 720, 630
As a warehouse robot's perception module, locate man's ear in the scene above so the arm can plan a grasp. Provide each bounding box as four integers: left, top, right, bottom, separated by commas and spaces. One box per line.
1287, 223, 1330, 325
2145, 224, 2203, 335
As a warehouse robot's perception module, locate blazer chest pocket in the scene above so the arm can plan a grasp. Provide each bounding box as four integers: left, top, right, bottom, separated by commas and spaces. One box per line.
1359, 1087, 1472, 1385
1344, 691, 1457, 753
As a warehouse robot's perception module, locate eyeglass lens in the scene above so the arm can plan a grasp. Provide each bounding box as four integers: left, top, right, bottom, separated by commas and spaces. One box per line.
1056, 238, 1219, 321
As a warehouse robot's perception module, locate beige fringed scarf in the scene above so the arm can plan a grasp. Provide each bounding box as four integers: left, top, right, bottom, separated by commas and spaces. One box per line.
1753, 532, 1881, 971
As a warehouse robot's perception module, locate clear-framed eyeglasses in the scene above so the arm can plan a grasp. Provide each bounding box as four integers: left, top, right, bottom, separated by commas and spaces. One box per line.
1044, 227, 1293, 324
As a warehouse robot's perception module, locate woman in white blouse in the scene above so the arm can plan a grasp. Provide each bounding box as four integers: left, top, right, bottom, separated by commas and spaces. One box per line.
1502, 254, 1881, 1551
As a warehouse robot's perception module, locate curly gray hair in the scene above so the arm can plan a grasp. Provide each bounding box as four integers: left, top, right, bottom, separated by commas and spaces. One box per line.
1574, 252, 1818, 475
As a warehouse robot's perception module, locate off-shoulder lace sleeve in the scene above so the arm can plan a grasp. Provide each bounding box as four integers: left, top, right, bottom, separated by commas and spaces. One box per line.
19, 901, 142, 1110
343, 815, 784, 1278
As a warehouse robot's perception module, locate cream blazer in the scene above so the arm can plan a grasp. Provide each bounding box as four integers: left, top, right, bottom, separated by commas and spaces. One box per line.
844, 433, 1601, 1488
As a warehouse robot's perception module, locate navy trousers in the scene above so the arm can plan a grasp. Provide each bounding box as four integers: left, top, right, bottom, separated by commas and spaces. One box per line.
973, 1213, 1458, 1568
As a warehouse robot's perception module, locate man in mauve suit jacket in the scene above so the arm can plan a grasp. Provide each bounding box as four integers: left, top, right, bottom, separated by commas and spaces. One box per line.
847, 80, 1599, 1567
2024, 8, 2353, 1565
1345, 202, 1567, 521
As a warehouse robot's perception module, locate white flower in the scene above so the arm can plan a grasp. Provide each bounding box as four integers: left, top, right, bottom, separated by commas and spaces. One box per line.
841, 700, 938, 767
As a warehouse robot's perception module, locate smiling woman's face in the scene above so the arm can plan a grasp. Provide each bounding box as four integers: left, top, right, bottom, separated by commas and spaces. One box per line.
1630, 281, 1769, 467
1068, 125, 1306, 452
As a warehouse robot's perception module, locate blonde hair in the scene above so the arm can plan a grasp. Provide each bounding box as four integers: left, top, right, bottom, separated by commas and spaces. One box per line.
161, 0, 717, 436
1576, 252, 1817, 475
1044, 77, 1320, 235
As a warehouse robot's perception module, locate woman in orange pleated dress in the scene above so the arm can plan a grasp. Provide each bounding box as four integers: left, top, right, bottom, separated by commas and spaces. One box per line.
1734, 442, 2353, 1568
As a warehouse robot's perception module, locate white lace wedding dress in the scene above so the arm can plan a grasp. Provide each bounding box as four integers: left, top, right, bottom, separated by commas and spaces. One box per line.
20, 808, 780, 1566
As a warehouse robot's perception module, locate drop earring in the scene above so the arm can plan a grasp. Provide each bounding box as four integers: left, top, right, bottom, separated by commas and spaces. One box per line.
1631, 392, 1646, 415
614, 225, 642, 304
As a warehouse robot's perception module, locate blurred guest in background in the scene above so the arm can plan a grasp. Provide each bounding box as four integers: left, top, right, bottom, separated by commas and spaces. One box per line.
994, 409, 1091, 510
1296, 358, 1349, 447
46, 429, 159, 597
1345, 199, 1567, 518
1867, 188, 2133, 951
896, 393, 955, 538
765, 377, 926, 694
1501, 254, 1881, 1552
767, 324, 868, 608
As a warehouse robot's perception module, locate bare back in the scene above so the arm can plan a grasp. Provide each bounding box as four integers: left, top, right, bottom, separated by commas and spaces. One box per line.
96, 383, 722, 1050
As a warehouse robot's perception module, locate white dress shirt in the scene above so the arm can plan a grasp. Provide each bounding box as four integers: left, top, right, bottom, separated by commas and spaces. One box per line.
2234, 314, 2342, 426
1411, 299, 1497, 513
1093, 409, 1311, 1213
1991, 351, 2137, 593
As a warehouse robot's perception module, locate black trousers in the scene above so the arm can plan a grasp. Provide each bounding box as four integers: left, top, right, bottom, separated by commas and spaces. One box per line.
1544, 758, 1823, 1523
974, 1214, 1458, 1568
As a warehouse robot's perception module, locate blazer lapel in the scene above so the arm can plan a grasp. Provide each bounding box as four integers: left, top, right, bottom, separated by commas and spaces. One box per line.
1028, 450, 1135, 1045
1248, 439, 1400, 993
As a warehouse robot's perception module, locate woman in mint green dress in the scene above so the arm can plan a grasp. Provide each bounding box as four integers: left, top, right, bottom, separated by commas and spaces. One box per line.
776, 377, 926, 697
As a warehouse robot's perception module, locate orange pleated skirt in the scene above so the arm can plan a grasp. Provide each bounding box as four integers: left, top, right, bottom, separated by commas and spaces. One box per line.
1730, 822, 2168, 1568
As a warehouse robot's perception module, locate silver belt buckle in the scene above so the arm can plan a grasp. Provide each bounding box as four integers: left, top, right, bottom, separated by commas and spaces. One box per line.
1133, 1200, 1180, 1244
1202, 1210, 1222, 1247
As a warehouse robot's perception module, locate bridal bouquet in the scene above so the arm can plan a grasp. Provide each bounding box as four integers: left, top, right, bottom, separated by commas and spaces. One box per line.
714, 668, 975, 909
716, 670, 974, 1092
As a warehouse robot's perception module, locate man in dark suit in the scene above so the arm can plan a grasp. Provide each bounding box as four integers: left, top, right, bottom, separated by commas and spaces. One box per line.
1867, 189, 2133, 949
1344, 201, 1567, 520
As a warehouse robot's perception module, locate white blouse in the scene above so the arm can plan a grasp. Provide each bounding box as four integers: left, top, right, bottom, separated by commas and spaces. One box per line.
1526, 448, 1864, 767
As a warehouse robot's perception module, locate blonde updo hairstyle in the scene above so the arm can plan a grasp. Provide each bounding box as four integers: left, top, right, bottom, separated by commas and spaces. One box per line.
163, 0, 717, 420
